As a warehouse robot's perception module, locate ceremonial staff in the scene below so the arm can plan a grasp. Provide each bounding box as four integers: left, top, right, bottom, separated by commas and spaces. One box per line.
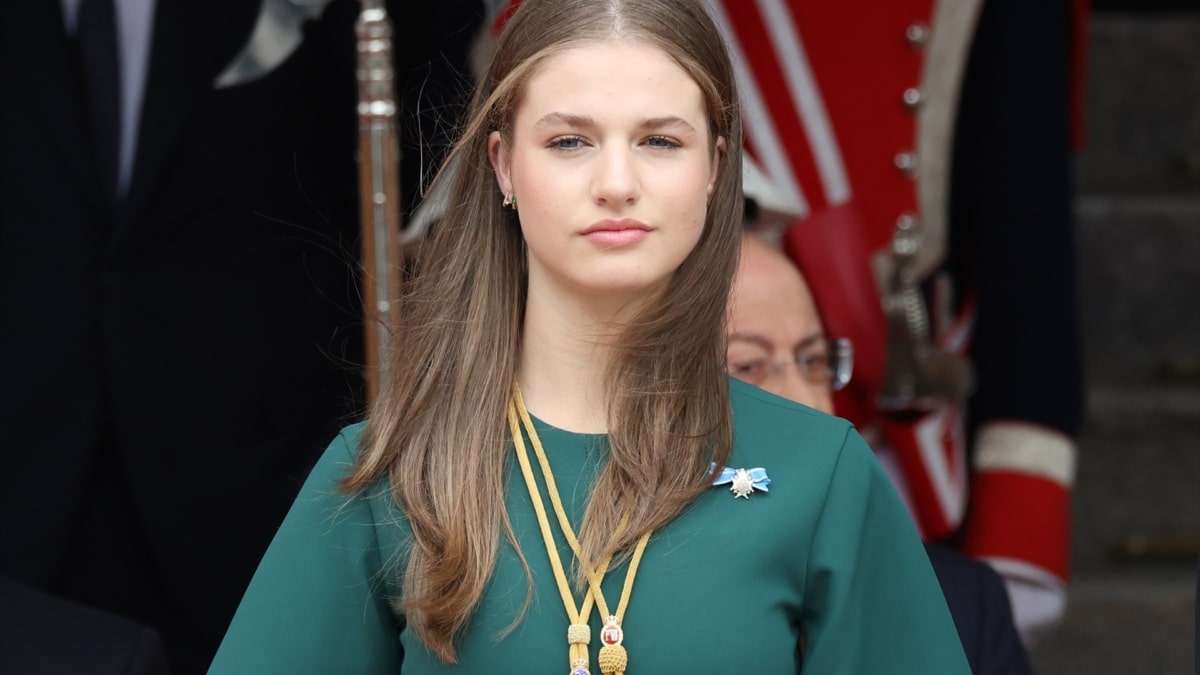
355, 0, 403, 404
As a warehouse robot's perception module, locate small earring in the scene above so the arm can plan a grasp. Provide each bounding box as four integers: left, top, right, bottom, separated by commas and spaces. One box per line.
502, 193, 517, 210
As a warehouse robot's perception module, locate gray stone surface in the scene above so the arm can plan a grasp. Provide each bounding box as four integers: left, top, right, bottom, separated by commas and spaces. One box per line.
1069, 394, 1200, 577
1076, 16, 1200, 196
1029, 572, 1196, 675
1075, 196, 1200, 385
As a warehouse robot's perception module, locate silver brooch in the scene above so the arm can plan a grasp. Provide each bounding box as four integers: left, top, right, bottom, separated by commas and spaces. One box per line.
711, 465, 771, 499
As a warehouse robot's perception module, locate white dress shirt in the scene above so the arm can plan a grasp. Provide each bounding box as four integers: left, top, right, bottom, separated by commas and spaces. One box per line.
61, 0, 157, 195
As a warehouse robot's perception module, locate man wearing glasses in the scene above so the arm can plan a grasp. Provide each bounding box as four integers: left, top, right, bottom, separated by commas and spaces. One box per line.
727, 236, 854, 415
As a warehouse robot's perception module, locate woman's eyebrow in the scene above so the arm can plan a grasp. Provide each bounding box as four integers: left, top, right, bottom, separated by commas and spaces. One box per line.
532, 113, 696, 133
639, 116, 696, 133
534, 112, 597, 130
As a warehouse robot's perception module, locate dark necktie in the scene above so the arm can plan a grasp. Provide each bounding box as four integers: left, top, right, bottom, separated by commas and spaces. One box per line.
77, 0, 121, 199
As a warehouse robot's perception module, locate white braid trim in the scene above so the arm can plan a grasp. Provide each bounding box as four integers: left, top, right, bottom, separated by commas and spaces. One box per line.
974, 421, 1077, 488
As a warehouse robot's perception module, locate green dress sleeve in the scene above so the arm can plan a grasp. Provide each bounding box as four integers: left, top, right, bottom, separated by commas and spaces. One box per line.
208, 429, 403, 674
801, 428, 971, 673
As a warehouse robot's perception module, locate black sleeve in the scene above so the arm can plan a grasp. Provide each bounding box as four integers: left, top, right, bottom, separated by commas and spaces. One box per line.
924, 544, 1033, 675
949, 0, 1085, 439
0, 576, 172, 675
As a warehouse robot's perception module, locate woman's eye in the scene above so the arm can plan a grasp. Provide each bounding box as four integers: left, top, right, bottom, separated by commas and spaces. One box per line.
644, 135, 680, 149
549, 136, 586, 151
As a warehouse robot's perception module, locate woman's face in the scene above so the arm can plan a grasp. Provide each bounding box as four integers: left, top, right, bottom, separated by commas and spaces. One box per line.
489, 40, 723, 309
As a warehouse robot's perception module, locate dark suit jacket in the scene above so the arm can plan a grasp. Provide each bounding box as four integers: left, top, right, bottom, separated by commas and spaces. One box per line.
0, 1, 478, 671
926, 544, 1032, 675
0, 576, 171, 675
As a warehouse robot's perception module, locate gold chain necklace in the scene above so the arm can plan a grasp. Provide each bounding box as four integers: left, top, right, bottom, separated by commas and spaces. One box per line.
508, 384, 651, 675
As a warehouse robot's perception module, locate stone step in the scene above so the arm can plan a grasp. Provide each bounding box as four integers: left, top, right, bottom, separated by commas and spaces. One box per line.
1029, 570, 1196, 675
1088, 384, 1200, 417
1075, 195, 1200, 384
1071, 386, 1200, 577
1095, 2, 1200, 10
1077, 16, 1200, 196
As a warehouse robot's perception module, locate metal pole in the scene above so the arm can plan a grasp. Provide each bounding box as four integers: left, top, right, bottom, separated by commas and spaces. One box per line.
355, 0, 403, 404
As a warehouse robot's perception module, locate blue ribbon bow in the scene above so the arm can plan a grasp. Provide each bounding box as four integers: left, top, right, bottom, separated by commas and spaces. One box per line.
710, 464, 771, 498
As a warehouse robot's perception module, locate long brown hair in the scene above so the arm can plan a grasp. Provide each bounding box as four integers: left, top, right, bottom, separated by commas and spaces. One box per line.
343, 0, 743, 662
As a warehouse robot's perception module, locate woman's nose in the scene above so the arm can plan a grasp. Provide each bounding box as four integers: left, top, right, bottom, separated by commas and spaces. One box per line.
591, 144, 640, 207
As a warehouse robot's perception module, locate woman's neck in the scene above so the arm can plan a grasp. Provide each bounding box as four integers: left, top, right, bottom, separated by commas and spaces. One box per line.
517, 284, 644, 434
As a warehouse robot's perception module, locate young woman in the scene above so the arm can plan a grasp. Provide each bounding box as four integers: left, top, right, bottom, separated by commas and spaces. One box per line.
209, 1, 970, 672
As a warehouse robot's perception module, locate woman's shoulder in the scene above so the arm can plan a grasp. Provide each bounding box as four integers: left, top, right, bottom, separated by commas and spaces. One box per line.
303, 422, 370, 493
313, 422, 411, 553
728, 377, 853, 447
332, 421, 369, 455
725, 378, 872, 494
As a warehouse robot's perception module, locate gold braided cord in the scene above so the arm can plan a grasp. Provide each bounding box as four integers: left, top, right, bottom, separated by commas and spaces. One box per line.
512, 384, 651, 675
512, 385, 651, 621
508, 403, 605, 670
567, 623, 591, 645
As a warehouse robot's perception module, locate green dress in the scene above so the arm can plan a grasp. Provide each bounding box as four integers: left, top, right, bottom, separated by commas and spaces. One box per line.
209, 379, 970, 673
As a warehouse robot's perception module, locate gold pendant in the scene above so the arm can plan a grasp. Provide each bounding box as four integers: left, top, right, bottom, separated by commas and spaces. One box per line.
599, 616, 624, 647
597, 616, 628, 674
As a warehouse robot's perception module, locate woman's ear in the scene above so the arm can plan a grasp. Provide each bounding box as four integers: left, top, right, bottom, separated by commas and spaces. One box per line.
708, 136, 727, 198
488, 131, 513, 196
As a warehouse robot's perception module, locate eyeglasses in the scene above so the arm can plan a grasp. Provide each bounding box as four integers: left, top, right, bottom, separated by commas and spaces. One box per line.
726, 337, 854, 391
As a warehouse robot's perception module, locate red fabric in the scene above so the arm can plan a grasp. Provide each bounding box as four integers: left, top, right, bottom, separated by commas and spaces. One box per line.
719, 2, 831, 213
881, 405, 968, 541
960, 470, 1072, 582
784, 3, 931, 255
782, 202, 886, 430
491, 0, 521, 35
1069, 0, 1091, 151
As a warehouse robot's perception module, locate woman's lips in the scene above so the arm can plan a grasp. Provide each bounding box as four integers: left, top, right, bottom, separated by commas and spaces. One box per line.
581, 219, 651, 247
